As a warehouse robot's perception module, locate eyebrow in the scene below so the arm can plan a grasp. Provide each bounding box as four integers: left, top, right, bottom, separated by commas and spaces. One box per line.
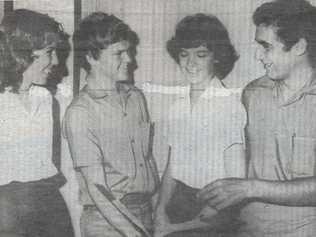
255, 39, 271, 48
180, 48, 210, 53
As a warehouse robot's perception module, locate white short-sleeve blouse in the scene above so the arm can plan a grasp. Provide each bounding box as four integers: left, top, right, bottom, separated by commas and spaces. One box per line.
0, 86, 57, 185
166, 78, 246, 188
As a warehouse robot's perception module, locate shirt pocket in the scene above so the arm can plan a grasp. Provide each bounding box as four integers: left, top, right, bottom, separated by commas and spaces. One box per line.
135, 121, 153, 159
291, 136, 316, 178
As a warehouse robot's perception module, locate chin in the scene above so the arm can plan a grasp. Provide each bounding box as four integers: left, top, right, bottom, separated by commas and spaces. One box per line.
268, 74, 284, 81
186, 76, 202, 84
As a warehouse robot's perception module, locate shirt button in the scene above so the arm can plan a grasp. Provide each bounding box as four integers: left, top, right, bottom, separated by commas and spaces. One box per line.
140, 163, 144, 167
131, 139, 135, 143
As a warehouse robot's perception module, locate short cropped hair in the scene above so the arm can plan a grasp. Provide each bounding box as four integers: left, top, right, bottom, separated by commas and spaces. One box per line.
167, 13, 238, 79
0, 9, 66, 93
253, 0, 316, 67
73, 12, 139, 72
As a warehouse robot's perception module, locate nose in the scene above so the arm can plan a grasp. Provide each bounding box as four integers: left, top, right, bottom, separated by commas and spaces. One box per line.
255, 46, 264, 62
187, 54, 196, 68
51, 50, 58, 66
123, 51, 132, 64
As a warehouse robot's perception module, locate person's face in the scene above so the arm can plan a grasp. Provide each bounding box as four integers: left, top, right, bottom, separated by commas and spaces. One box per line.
92, 40, 132, 87
255, 25, 298, 81
21, 45, 58, 90
178, 45, 215, 85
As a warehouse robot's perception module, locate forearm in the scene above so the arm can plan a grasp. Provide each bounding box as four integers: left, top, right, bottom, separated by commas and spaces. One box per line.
80, 169, 137, 236
155, 169, 176, 213
250, 177, 316, 206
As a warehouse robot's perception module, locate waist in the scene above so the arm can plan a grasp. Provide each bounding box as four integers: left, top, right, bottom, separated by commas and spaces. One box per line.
0, 159, 58, 186
0, 173, 65, 191
84, 192, 152, 211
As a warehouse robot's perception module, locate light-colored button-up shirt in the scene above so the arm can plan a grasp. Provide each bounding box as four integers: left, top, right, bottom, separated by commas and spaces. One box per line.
0, 86, 57, 185
63, 83, 159, 205
166, 78, 246, 188
240, 76, 316, 237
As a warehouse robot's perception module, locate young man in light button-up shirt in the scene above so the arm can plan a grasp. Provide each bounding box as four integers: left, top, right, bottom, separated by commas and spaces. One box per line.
197, 0, 316, 236
64, 13, 159, 237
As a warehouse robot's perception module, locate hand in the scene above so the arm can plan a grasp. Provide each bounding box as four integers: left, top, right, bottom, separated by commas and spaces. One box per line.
196, 205, 218, 223
196, 178, 254, 210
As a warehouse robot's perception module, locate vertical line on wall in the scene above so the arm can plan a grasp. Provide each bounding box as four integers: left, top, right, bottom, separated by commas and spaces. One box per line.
73, 0, 82, 96
4, 0, 13, 15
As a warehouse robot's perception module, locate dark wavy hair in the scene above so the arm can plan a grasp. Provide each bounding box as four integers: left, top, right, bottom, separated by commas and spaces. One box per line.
167, 13, 239, 79
253, 0, 316, 67
0, 9, 67, 93
73, 12, 139, 73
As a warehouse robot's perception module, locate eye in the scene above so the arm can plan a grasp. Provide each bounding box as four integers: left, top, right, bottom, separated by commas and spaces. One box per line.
261, 43, 272, 52
197, 52, 209, 58
179, 50, 188, 58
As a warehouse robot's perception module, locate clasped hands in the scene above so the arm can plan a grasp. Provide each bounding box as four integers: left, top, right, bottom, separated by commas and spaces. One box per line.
154, 178, 253, 237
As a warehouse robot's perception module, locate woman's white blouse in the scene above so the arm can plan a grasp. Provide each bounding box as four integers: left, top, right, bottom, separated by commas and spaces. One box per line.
0, 86, 57, 185
166, 78, 246, 188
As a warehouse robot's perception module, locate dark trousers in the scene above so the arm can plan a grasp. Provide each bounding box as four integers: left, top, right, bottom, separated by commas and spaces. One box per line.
0, 177, 74, 237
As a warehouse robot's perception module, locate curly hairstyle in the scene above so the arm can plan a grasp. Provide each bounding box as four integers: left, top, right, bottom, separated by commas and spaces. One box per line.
253, 0, 316, 67
73, 12, 139, 73
0, 9, 67, 93
167, 13, 239, 79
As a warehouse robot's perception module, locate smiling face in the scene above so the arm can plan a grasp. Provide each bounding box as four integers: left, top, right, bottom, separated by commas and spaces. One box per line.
33, 46, 58, 82
20, 45, 58, 90
255, 25, 299, 81
178, 45, 215, 86
90, 40, 132, 89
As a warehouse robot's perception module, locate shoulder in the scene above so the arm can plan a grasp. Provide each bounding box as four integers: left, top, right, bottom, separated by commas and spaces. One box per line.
243, 76, 274, 94
242, 76, 274, 106
127, 84, 147, 102
64, 90, 91, 124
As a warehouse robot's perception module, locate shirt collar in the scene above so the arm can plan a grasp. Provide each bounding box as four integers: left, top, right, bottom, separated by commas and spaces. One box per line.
85, 82, 132, 100
200, 77, 241, 99
273, 72, 316, 106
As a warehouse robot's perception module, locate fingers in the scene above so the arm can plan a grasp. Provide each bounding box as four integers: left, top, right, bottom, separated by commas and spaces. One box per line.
197, 179, 224, 201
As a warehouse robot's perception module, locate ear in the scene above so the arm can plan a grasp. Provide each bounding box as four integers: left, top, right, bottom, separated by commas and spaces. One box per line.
292, 38, 307, 56
86, 52, 98, 66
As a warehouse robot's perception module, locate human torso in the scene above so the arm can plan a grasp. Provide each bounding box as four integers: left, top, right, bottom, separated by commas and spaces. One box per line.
241, 76, 316, 236
0, 87, 57, 185
67, 84, 159, 204
166, 78, 246, 188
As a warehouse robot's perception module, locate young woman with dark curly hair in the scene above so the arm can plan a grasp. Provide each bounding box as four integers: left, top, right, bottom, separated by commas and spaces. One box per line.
154, 13, 246, 237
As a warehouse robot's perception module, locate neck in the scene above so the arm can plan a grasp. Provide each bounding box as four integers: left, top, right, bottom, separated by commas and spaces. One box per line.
282, 62, 313, 92
190, 75, 214, 94
276, 62, 314, 103
189, 76, 215, 107
86, 70, 116, 93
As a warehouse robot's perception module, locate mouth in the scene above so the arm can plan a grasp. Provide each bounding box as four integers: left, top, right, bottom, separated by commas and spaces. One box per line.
118, 64, 128, 72
264, 63, 272, 70
43, 67, 53, 76
185, 67, 200, 75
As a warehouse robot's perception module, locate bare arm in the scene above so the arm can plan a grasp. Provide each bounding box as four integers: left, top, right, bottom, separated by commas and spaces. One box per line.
197, 177, 316, 211
250, 177, 316, 206
154, 147, 176, 219
79, 166, 142, 237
